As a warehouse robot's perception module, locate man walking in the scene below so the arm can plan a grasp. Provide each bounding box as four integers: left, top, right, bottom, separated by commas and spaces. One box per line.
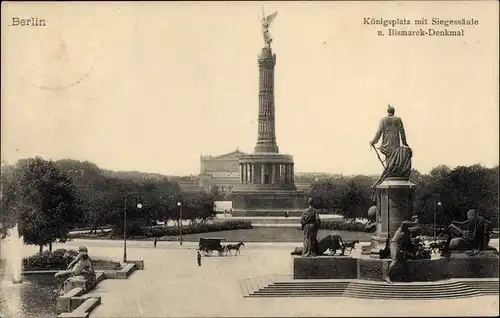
197, 251, 202, 267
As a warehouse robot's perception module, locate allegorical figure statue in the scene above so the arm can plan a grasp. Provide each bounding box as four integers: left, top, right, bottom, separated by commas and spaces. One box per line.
384, 216, 420, 284
442, 209, 494, 255
370, 105, 413, 193
261, 11, 278, 47
300, 198, 321, 257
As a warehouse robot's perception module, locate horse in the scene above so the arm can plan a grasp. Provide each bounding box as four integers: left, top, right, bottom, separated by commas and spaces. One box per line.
225, 242, 245, 256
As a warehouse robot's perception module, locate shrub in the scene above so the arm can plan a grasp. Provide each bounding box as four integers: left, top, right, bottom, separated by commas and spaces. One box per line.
22, 249, 120, 271
141, 220, 253, 238
23, 250, 71, 270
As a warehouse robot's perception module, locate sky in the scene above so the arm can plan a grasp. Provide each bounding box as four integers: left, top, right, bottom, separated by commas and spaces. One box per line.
2, 1, 499, 176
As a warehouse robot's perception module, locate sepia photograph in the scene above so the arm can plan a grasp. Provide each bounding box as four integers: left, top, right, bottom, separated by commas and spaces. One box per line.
1, 1, 499, 317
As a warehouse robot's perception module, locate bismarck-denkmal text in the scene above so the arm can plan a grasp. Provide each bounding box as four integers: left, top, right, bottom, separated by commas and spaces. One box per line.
388, 28, 465, 36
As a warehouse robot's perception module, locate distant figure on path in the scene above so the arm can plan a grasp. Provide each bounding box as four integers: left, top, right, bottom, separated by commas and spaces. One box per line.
301, 198, 321, 257
154, 238, 158, 248
197, 251, 202, 267
385, 216, 419, 284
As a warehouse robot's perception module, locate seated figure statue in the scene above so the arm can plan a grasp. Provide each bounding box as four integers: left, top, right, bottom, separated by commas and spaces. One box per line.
55, 246, 94, 282
291, 235, 346, 256
53, 246, 94, 298
442, 209, 494, 255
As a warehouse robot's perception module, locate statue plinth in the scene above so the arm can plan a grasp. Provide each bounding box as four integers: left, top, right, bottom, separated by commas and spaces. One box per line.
362, 177, 416, 258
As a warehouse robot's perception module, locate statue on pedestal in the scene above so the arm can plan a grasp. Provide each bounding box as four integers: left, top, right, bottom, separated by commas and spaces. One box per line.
370, 105, 413, 193
300, 198, 321, 257
261, 10, 278, 47
442, 209, 495, 256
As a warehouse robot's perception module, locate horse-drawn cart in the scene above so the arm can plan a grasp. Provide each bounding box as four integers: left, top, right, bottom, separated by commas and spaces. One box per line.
198, 237, 226, 256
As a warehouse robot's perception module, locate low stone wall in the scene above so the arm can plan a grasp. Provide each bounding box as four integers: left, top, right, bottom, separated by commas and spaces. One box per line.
55, 259, 144, 318
232, 209, 305, 217
293, 251, 499, 281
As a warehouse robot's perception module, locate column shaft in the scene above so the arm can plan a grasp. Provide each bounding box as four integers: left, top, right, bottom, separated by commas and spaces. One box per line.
271, 164, 276, 184
239, 164, 243, 183
261, 164, 265, 184
249, 164, 253, 184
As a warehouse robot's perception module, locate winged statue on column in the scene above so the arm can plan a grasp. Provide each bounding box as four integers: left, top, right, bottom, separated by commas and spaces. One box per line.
261, 10, 278, 47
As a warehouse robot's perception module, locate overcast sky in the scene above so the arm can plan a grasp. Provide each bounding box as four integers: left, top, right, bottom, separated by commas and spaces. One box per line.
2, 1, 498, 175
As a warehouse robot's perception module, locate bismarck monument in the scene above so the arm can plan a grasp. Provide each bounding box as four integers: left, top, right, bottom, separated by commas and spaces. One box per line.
293, 105, 498, 282
364, 105, 417, 257
231, 11, 306, 217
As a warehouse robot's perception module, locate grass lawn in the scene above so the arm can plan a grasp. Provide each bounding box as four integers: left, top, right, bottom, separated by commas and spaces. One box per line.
175, 228, 373, 242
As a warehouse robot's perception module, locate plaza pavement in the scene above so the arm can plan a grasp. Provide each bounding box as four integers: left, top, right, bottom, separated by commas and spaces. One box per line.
33, 239, 500, 317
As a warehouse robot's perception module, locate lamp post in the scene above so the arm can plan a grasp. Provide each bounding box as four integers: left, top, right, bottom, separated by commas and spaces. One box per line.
433, 200, 442, 241
123, 197, 142, 263
177, 201, 183, 245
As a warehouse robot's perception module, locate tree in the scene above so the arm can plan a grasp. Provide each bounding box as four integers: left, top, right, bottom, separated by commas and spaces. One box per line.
179, 191, 216, 224
4, 157, 81, 253
440, 164, 494, 224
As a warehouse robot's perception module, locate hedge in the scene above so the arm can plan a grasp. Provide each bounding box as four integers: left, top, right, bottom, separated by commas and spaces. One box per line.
319, 219, 376, 233
22, 249, 121, 271
69, 220, 253, 239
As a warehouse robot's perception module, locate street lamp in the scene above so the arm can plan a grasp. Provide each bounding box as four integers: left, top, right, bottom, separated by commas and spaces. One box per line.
177, 201, 183, 245
123, 197, 142, 263
434, 200, 442, 241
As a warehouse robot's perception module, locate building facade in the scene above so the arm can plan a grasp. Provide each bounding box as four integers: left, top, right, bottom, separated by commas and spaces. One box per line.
198, 149, 247, 194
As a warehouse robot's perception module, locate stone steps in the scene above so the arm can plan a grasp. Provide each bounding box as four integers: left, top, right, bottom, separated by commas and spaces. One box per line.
246, 279, 498, 299
461, 281, 499, 295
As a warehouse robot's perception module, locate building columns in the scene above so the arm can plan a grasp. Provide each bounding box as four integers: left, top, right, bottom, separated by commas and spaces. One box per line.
244, 164, 248, 183
239, 164, 244, 183
271, 164, 276, 184
250, 164, 254, 184
247, 163, 251, 183
280, 164, 284, 184
261, 164, 265, 184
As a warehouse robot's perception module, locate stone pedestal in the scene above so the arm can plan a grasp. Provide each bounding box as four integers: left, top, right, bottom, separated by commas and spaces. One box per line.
293, 256, 357, 279
63, 273, 97, 294
232, 154, 306, 216
363, 177, 416, 258
293, 249, 499, 281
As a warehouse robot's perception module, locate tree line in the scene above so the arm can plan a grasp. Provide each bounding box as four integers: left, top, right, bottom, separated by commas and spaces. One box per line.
0, 157, 216, 252
1, 157, 498, 252
308, 164, 499, 226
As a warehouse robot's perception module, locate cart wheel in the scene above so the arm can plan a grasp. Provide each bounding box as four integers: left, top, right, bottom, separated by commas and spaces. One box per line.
218, 250, 224, 256
203, 250, 211, 256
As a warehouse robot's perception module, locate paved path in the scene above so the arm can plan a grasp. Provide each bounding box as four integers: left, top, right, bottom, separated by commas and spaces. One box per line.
37, 239, 499, 317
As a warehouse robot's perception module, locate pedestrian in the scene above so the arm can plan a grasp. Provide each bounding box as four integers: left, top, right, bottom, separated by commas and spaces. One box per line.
197, 251, 202, 267
154, 238, 157, 248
